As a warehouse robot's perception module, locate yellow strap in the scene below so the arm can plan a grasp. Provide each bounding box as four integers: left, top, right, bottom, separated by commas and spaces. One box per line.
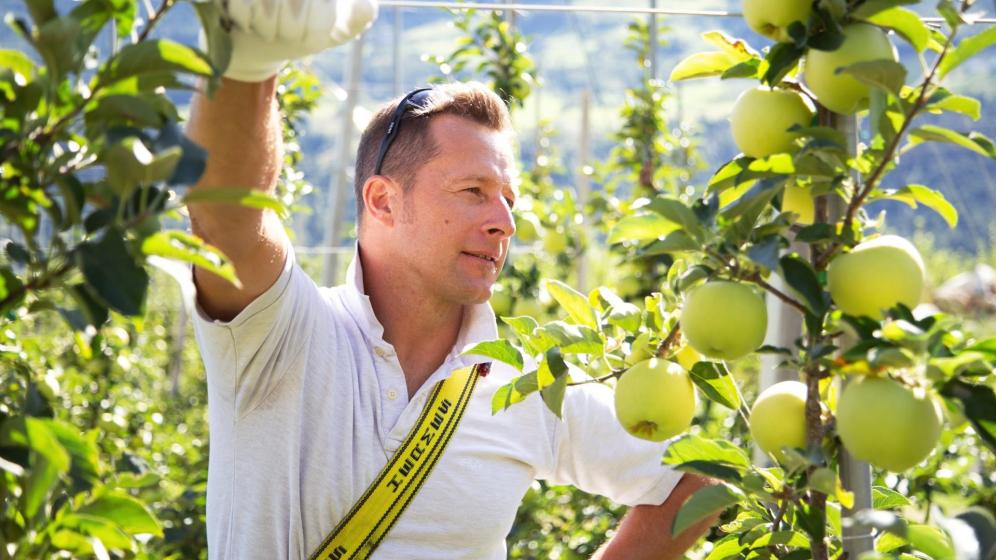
309, 363, 488, 560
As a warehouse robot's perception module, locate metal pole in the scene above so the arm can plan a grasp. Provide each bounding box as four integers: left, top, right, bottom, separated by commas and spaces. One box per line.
836, 113, 875, 558
576, 89, 592, 292
377, 0, 996, 23
393, 7, 402, 96
322, 36, 365, 286
648, 0, 657, 81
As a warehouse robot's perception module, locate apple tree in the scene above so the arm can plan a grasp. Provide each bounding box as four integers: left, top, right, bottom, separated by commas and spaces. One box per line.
0, 0, 320, 555
466, 1, 996, 558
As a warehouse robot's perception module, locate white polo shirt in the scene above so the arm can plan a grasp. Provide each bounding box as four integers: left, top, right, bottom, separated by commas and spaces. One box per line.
192, 248, 683, 559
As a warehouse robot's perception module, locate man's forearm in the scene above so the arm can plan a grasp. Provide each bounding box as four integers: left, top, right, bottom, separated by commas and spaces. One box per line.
186, 77, 284, 259
592, 474, 722, 560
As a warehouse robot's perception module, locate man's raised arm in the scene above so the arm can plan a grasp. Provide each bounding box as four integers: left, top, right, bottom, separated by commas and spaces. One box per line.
184, 0, 378, 321
186, 78, 287, 321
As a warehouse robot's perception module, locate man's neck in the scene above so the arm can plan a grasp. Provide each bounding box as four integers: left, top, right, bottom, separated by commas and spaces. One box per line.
359, 246, 465, 398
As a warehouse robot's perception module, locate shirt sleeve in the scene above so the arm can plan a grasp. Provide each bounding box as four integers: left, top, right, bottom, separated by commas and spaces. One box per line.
190, 249, 329, 418
538, 381, 684, 507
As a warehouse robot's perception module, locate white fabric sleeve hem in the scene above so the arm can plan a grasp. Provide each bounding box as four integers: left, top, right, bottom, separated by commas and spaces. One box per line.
191, 249, 296, 331
624, 461, 684, 508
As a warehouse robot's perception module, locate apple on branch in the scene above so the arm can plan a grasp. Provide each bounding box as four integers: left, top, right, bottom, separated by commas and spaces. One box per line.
679, 281, 768, 361
742, 0, 813, 43
750, 380, 808, 463
614, 358, 697, 442
730, 87, 815, 159
803, 23, 898, 114
828, 234, 925, 319
836, 375, 943, 472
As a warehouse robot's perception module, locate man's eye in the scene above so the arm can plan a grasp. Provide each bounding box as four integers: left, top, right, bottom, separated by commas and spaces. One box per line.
464, 187, 483, 196
504, 196, 516, 208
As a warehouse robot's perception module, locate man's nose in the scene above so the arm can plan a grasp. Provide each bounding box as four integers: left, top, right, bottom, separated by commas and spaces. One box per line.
485, 196, 516, 239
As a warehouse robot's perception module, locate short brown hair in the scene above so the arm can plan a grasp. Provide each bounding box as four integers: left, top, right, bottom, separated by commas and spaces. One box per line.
353, 82, 513, 220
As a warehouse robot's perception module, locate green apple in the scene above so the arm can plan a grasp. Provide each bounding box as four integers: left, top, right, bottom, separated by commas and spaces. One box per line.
828, 234, 925, 319
614, 358, 697, 442
836, 375, 943, 472
742, 0, 813, 42
730, 87, 815, 158
750, 381, 808, 462
515, 212, 542, 242
680, 281, 768, 361
782, 183, 814, 224
490, 284, 513, 317
803, 23, 898, 114
543, 229, 568, 254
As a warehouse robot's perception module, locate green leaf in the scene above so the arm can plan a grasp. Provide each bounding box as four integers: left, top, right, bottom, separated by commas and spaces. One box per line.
78, 491, 162, 536
663, 434, 752, 470
645, 197, 705, 240
926, 92, 981, 120
35, 16, 84, 81
99, 39, 213, 85
840, 60, 907, 97
908, 125, 996, 159
192, 0, 232, 77
779, 255, 826, 315
688, 362, 740, 410
939, 26, 996, 78
964, 337, 996, 358
701, 30, 760, 59
540, 372, 568, 418
669, 51, 744, 81
747, 236, 782, 272
873, 486, 912, 510
46, 420, 100, 493
869, 184, 958, 229
671, 484, 741, 537
939, 379, 996, 454
534, 322, 603, 355
0, 49, 35, 80
491, 371, 539, 414
761, 42, 804, 86
750, 530, 810, 548
182, 188, 289, 216
141, 230, 239, 287
907, 524, 956, 560
608, 212, 680, 244
103, 137, 181, 196
78, 228, 149, 316
860, 7, 929, 52
641, 231, 701, 255
461, 339, 524, 371
544, 279, 599, 330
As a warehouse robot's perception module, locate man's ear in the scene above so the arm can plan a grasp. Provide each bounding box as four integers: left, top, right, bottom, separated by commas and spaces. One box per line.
363, 175, 400, 227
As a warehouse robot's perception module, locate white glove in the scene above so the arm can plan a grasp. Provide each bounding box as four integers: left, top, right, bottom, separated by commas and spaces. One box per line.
218, 0, 378, 82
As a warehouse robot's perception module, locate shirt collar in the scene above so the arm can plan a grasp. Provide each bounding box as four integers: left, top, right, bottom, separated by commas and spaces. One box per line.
341, 243, 499, 365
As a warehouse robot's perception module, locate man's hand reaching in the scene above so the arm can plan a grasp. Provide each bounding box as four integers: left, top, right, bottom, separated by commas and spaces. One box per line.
218, 0, 378, 82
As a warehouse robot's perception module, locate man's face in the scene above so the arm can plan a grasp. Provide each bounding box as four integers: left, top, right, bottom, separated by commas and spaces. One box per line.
390, 114, 518, 306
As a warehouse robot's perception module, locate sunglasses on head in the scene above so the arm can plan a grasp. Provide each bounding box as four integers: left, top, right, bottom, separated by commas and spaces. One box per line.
372, 87, 434, 176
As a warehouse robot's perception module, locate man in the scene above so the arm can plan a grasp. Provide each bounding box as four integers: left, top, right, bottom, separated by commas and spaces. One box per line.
185, 0, 720, 557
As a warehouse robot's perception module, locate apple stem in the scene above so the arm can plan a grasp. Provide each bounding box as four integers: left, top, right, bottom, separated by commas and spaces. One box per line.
654, 321, 682, 359
747, 273, 810, 316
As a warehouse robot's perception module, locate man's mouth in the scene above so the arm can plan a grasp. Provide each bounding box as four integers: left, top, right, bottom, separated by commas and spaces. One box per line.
462, 251, 499, 264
